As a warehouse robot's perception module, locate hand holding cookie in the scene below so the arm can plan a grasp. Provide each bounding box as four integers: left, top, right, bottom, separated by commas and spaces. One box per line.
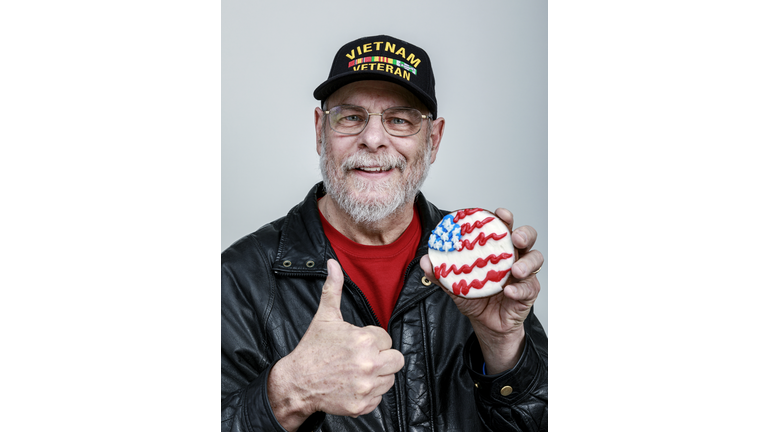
420, 207, 543, 373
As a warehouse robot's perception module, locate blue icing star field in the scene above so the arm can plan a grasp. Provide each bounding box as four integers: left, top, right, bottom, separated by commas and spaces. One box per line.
428, 214, 463, 252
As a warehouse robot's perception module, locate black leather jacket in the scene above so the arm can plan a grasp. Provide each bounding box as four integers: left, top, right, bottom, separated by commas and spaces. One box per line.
221, 183, 548, 431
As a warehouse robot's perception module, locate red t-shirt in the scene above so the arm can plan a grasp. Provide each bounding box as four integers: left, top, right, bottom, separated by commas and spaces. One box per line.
319, 208, 422, 331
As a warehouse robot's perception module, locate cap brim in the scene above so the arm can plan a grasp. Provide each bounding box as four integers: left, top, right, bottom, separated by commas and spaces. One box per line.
313, 70, 437, 117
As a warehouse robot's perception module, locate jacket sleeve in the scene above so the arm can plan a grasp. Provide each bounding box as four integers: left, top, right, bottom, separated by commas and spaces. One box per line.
463, 311, 548, 431
221, 241, 325, 432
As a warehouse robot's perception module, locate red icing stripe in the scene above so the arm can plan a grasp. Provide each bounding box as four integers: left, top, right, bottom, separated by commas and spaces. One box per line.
460, 216, 495, 236
435, 253, 514, 278
458, 232, 507, 251
452, 269, 512, 296
453, 208, 482, 223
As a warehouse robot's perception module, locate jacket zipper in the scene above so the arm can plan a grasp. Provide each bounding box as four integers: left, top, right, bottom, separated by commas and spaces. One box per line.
344, 276, 381, 327
272, 270, 323, 278
389, 251, 439, 432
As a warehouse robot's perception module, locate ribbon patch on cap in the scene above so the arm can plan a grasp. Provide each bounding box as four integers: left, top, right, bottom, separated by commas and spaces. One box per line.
348, 56, 417, 76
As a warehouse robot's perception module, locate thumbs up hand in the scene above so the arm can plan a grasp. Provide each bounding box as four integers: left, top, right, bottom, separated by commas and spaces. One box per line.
267, 259, 405, 431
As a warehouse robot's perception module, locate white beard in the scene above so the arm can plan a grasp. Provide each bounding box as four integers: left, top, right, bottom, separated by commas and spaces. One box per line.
319, 136, 431, 225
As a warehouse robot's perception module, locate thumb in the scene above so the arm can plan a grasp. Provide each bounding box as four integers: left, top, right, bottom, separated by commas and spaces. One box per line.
314, 258, 344, 321
419, 254, 437, 284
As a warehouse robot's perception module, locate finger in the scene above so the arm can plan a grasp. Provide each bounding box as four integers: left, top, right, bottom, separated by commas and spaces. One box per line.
352, 395, 383, 418
314, 259, 345, 322
362, 326, 394, 351
504, 276, 541, 304
419, 255, 438, 284
511, 225, 538, 252
366, 374, 396, 403
377, 348, 405, 376
370, 374, 396, 398
511, 249, 544, 280
494, 207, 514, 228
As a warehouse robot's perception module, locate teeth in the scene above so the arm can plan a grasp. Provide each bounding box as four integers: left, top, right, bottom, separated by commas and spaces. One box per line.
358, 167, 386, 172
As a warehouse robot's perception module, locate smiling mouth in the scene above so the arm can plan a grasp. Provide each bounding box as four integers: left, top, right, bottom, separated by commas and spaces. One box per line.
355, 166, 394, 173
342, 152, 407, 174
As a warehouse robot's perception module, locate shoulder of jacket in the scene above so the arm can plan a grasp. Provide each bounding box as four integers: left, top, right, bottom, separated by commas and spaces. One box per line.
222, 216, 287, 265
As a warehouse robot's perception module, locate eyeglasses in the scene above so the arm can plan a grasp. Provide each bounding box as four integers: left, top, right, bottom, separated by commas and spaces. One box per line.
324, 105, 431, 137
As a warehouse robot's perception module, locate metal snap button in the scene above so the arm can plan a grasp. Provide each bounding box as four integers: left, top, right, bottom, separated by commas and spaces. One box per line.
306, 260, 315, 268
282, 260, 291, 267
421, 276, 432, 286
500, 386, 513, 396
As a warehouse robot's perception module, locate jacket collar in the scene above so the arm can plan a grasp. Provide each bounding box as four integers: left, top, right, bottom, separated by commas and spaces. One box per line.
272, 182, 446, 278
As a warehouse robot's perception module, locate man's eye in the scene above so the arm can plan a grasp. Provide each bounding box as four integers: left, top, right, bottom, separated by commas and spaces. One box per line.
389, 117, 408, 125
344, 115, 363, 122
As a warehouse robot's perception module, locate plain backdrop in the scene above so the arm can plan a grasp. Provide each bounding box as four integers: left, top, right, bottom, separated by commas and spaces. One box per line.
222, 0, 549, 334
4, 1, 768, 431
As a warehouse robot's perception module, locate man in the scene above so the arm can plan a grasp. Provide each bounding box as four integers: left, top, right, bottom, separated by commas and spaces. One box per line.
222, 35, 547, 431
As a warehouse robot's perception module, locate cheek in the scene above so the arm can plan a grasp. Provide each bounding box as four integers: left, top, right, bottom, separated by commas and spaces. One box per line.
404, 141, 430, 164
393, 139, 421, 159
323, 137, 357, 160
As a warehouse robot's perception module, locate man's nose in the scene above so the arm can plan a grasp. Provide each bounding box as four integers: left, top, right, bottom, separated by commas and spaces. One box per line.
358, 113, 389, 150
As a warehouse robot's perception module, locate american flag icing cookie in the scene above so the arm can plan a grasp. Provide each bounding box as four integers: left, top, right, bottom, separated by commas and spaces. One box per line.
428, 208, 515, 299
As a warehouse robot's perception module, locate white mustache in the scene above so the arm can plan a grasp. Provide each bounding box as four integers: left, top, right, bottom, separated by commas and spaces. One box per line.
340, 151, 407, 172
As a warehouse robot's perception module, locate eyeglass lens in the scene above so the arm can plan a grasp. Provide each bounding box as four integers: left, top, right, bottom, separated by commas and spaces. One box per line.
328, 105, 425, 137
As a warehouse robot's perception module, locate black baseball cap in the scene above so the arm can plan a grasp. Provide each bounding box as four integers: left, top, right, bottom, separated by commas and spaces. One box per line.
313, 35, 438, 116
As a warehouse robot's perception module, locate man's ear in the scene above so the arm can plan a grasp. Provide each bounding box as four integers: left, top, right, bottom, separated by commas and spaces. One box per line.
428, 117, 445, 164
314, 107, 325, 155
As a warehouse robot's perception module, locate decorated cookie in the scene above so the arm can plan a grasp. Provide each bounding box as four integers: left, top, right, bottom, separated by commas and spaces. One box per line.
427, 208, 515, 299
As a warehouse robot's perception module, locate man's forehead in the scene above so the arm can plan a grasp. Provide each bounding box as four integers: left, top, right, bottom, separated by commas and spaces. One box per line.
328, 80, 425, 109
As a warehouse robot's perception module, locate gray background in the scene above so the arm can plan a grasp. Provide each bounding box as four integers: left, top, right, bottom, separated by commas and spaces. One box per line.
222, 0, 548, 334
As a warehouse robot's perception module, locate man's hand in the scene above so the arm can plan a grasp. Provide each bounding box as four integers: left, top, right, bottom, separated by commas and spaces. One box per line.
267, 259, 405, 431
420, 208, 543, 375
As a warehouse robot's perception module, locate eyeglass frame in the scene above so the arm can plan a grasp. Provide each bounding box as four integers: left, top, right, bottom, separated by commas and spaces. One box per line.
323, 104, 433, 137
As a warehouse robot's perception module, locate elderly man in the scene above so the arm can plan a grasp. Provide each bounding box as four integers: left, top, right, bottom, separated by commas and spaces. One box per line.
222, 35, 547, 431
